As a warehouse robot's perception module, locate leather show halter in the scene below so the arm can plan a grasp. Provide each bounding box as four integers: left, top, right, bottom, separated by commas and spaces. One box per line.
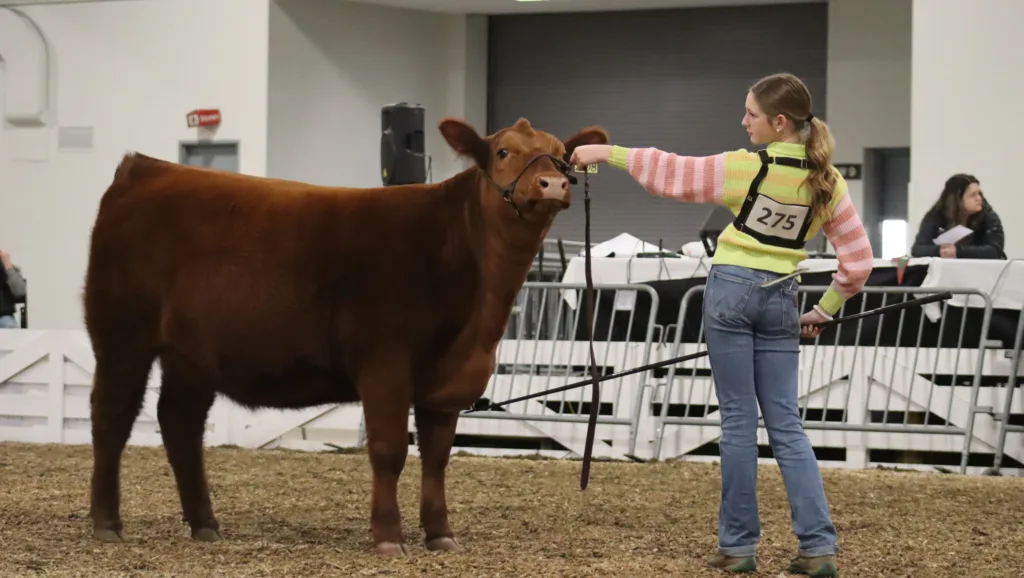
481, 153, 579, 218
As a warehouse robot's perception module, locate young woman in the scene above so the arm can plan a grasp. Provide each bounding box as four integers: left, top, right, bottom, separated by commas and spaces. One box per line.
910, 173, 1006, 259
570, 72, 873, 577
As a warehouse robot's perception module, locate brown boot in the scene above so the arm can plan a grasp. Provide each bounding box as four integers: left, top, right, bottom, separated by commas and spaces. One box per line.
706, 552, 757, 573
787, 554, 837, 577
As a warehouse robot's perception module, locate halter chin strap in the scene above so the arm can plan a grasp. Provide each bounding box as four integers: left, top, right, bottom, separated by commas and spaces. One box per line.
482, 153, 578, 218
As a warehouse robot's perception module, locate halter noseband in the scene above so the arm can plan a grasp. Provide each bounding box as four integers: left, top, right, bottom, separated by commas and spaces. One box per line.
481, 153, 579, 218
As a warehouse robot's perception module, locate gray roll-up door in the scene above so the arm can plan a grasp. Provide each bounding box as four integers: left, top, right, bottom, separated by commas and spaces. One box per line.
487, 3, 828, 251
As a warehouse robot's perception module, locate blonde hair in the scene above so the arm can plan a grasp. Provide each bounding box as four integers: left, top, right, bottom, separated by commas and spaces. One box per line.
750, 72, 836, 219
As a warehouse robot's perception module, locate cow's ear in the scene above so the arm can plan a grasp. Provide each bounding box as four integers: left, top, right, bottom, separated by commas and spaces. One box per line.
440, 118, 490, 169
563, 126, 610, 157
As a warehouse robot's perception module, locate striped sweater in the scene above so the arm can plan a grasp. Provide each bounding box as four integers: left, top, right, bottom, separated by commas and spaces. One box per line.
607, 141, 873, 315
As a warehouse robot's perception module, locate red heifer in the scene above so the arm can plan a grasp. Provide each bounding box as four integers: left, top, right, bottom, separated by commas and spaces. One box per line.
83, 117, 609, 555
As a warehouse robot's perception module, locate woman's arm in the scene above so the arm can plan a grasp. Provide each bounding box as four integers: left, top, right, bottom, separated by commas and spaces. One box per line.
956, 211, 1006, 259
910, 211, 942, 257
603, 145, 743, 206
816, 186, 874, 316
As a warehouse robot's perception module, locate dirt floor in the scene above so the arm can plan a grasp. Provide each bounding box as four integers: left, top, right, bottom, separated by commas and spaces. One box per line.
1, 442, 1022, 577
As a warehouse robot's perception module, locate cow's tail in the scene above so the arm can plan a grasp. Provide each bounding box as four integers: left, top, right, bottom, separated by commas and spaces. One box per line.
111, 152, 138, 185
97, 152, 151, 212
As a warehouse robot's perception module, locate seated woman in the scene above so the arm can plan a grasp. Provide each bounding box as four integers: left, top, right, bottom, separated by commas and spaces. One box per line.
910, 173, 1006, 259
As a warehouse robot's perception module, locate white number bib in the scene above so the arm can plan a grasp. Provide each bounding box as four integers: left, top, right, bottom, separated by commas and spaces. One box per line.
741, 194, 809, 243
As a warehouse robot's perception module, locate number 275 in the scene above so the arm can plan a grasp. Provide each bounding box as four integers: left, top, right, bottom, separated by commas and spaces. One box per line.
756, 208, 797, 230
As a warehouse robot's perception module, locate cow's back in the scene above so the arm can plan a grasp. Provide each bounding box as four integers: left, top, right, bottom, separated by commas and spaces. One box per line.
83, 154, 483, 408
86, 155, 328, 336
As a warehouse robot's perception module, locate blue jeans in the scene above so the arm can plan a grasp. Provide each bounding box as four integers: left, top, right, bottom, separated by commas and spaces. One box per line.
702, 264, 837, 558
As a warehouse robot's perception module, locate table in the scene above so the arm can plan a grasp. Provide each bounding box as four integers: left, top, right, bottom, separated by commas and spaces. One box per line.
557, 254, 1024, 348
916, 258, 1024, 320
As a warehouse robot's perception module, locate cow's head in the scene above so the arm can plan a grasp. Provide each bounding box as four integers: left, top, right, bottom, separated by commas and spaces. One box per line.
439, 117, 609, 222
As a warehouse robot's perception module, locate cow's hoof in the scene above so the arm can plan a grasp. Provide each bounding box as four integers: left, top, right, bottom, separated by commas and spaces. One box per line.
192, 527, 223, 542
426, 537, 460, 552
93, 528, 125, 543
375, 542, 409, 557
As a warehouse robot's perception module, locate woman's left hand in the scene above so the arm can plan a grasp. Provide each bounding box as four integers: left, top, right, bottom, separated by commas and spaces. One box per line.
570, 144, 612, 168
799, 309, 830, 339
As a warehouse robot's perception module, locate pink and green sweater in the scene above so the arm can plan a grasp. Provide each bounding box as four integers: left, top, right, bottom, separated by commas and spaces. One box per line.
607, 141, 874, 316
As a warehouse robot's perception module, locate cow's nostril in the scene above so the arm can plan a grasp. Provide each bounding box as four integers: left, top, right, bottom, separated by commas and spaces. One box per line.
539, 178, 549, 188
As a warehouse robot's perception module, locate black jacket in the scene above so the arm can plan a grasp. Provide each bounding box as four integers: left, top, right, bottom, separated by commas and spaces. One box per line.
0, 266, 26, 318
910, 206, 1006, 260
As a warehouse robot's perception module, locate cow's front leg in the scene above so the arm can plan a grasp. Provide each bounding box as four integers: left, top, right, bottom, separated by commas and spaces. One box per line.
413, 406, 461, 551
360, 376, 411, 556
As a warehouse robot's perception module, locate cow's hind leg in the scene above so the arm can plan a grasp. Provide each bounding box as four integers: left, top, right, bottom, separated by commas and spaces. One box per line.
156, 358, 220, 541
413, 407, 461, 552
90, 351, 154, 543
359, 367, 412, 556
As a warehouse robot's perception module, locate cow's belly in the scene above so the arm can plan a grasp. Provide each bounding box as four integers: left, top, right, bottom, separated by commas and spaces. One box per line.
158, 305, 360, 409
218, 361, 360, 409
417, 349, 495, 411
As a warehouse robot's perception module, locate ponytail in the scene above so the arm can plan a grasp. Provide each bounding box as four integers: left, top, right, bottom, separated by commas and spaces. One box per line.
748, 72, 837, 218
804, 117, 837, 220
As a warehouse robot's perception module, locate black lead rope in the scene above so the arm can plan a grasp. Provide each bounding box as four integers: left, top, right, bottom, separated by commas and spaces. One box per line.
479, 151, 595, 489
476, 149, 590, 488
579, 169, 600, 491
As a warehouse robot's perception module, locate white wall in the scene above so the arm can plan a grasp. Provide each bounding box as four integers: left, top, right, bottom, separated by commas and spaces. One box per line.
910, 0, 1022, 259
0, 0, 270, 330
15, 0, 1007, 332
267, 0, 488, 187
826, 0, 912, 214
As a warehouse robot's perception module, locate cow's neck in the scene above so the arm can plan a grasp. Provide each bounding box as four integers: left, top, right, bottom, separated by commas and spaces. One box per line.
470, 174, 553, 347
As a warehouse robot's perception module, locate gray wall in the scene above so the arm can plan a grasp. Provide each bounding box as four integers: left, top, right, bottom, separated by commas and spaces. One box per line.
487, 3, 829, 250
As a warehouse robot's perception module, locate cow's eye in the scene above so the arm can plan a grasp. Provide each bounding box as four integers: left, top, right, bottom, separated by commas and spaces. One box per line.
496, 149, 509, 160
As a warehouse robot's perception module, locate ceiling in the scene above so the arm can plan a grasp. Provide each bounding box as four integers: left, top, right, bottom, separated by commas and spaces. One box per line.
0, 0, 825, 12
344, 0, 824, 14
0, 0, 135, 5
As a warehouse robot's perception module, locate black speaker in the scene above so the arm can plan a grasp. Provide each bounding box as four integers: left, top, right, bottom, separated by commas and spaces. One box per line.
699, 205, 736, 257
381, 102, 426, 186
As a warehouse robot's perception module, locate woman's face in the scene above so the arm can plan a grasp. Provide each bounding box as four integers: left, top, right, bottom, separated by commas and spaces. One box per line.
741, 91, 779, 145
962, 183, 984, 215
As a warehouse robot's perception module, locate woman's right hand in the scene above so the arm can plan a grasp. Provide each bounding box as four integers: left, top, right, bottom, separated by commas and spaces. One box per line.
799, 309, 830, 339
569, 144, 612, 169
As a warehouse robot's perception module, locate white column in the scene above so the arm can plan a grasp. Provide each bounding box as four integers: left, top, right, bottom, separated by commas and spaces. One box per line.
910, 0, 1023, 257
826, 0, 912, 213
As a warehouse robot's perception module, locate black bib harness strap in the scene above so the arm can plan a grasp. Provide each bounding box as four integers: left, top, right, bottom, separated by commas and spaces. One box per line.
731, 149, 815, 250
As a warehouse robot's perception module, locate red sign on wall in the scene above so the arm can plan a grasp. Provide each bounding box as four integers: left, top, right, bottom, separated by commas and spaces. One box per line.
186, 109, 222, 128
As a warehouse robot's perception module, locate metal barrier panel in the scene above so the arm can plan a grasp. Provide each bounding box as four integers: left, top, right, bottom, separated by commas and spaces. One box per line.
650, 284, 996, 474
991, 302, 1024, 473
528, 238, 587, 284
464, 281, 659, 458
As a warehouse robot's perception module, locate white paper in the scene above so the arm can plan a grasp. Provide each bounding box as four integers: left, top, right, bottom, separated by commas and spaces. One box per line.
933, 225, 973, 245
613, 290, 636, 311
